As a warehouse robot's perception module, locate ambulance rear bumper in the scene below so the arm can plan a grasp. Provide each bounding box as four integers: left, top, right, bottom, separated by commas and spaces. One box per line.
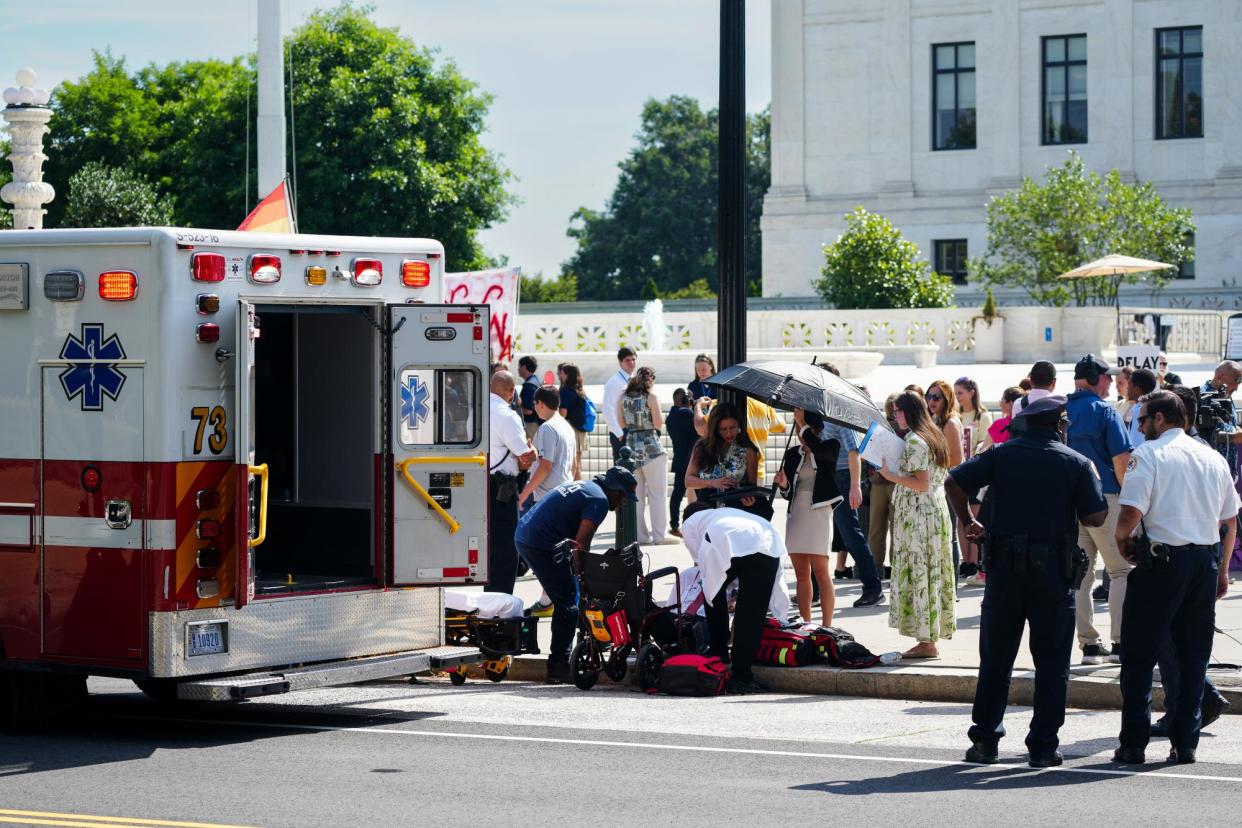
148, 588, 443, 679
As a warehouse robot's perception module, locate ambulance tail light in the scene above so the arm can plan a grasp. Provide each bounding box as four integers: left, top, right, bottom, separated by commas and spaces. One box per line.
401, 260, 431, 288
191, 252, 226, 282
196, 294, 220, 314
196, 489, 221, 510
197, 519, 221, 540
98, 271, 137, 301
44, 270, 84, 301
305, 266, 327, 286
196, 548, 221, 569
249, 254, 282, 284
196, 323, 221, 343
352, 258, 382, 286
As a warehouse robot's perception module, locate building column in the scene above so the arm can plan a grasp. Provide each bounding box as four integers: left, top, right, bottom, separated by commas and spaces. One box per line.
987, 0, 1021, 191
879, 0, 914, 195
1214, 9, 1242, 180
1103, 0, 1137, 181
768, 0, 807, 200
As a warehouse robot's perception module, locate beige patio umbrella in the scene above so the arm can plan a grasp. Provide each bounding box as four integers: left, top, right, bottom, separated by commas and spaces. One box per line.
1057, 254, 1176, 341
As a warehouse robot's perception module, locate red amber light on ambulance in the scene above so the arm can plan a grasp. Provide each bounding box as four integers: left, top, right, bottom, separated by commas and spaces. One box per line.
352, 258, 382, 286
98, 271, 138, 301
191, 252, 226, 282
195, 489, 221, 510
196, 519, 220, 540
249, 254, 282, 284
401, 260, 431, 288
305, 266, 328, 286
196, 323, 221, 343
81, 466, 101, 493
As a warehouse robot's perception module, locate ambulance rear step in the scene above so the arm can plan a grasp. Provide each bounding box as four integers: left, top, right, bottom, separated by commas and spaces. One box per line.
175, 646, 482, 701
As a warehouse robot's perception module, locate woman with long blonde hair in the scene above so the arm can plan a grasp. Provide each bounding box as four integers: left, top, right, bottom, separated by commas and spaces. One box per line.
878, 391, 956, 659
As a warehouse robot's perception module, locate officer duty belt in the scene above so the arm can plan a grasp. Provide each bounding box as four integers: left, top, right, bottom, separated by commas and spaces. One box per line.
1150, 542, 1216, 556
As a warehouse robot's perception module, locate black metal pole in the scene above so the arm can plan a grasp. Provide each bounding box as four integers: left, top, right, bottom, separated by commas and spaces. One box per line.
717, 0, 747, 381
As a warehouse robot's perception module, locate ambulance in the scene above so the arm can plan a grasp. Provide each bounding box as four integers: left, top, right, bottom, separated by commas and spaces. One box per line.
0, 227, 490, 725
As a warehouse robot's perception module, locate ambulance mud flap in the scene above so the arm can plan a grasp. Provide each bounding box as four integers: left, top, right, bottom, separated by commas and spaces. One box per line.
173, 646, 480, 701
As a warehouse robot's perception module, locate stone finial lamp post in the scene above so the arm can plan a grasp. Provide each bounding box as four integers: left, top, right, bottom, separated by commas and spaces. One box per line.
2, 69, 54, 230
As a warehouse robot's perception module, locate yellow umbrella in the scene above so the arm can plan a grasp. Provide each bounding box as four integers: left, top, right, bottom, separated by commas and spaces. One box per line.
1056, 253, 1175, 281
1057, 254, 1176, 342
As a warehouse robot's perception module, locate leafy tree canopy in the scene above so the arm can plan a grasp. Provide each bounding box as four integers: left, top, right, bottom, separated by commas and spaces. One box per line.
563, 96, 768, 300
973, 151, 1194, 306
42, 3, 514, 271
60, 162, 175, 227
520, 272, 578, 304
814, 207, 954, 310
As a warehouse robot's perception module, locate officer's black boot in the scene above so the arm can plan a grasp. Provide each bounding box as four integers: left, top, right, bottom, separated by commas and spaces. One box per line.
965, 741, 999, 764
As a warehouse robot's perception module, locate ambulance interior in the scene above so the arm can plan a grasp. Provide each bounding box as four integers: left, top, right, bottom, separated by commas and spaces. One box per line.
252, 305, 377, 594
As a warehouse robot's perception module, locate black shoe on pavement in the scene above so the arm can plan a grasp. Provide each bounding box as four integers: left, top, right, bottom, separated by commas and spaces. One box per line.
964, 742, 999, 765
1201, 692, 1231, 729
546, 660, 570, 685
959, 562, 978, 578
726, 677, 769, 695
834, 566, 854, 581
1150, 718, 1171, 738
1029, 750, 1064, 769
1168, 747, 1196, 765
1112, 746, 1145, 765
1092, 581, 1110, 601
1109, 642, 1122, 664
1081, 643, 1112, 665
853, 591, 883, 608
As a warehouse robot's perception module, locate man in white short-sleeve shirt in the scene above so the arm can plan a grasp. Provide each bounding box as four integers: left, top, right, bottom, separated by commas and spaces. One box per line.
487, 371, 536, 593
603, 347, 637, 461
1112, 390, 1239, 765
520, 384, 577, 509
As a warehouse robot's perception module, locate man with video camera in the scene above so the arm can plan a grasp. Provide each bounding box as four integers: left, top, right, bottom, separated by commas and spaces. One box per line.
1193, 361, 1242, 469
1112, 390, 1238, 766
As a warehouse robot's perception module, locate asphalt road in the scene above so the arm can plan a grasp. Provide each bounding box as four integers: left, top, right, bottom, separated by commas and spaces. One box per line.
2, 677, 1241, 827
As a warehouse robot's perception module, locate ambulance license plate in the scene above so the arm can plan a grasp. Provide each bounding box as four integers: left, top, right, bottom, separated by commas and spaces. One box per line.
186, 621, 227, 657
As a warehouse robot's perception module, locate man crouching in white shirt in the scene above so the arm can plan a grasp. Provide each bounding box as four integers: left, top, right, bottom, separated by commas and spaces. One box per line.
679, 501, 789, 694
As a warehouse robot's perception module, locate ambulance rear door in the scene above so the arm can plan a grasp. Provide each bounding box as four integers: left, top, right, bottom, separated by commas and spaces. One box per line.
234, 299, 258, 608
388, 304, 489, 585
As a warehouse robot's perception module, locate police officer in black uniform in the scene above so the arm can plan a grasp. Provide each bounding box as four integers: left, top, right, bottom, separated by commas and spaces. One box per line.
946, 395, 1108, 768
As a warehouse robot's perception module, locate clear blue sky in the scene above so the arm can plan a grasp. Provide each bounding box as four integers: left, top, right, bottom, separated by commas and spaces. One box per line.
2, 1, 771, 278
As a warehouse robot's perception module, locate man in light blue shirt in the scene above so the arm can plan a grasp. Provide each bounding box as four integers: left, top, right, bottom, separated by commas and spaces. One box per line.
818, 365, 883, 606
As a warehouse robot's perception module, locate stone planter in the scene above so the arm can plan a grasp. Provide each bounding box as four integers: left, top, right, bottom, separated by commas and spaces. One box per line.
972, 316, 1004, 363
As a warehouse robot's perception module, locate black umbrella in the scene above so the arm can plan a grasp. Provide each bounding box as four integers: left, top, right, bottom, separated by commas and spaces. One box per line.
702, 359, 888, 434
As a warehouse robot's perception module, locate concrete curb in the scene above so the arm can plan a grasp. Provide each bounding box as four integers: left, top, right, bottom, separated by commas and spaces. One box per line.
491, 654, 1242, 713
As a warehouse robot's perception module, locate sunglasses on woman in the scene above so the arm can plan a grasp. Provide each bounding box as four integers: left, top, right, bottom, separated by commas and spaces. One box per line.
926, 393, 944, 402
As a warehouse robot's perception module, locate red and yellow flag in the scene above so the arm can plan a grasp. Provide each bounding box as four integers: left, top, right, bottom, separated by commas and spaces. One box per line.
237, 180, 296, 233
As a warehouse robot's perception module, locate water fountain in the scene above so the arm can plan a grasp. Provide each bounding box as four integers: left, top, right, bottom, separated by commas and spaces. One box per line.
641, 298, 668, 353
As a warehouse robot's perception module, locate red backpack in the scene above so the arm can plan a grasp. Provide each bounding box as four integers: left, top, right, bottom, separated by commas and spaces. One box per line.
755, 619, 820, 668
655, 654, 729, 696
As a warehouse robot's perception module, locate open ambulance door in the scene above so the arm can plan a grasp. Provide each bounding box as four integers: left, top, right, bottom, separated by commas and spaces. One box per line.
388, 304, 489, 586
234, 299, 259, 608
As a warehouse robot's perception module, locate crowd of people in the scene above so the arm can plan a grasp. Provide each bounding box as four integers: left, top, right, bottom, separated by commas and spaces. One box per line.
487, 348, 1240, 759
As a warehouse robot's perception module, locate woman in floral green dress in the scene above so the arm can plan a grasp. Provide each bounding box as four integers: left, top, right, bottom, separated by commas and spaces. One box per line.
878, 391, 956, 658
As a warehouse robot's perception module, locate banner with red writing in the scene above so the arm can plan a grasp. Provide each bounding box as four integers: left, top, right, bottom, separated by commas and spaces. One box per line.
444, 266, 520, 364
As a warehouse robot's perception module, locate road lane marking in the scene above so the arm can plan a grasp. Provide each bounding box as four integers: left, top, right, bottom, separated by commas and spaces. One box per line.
126, 715, 1242, 784
0, 811, 259, 828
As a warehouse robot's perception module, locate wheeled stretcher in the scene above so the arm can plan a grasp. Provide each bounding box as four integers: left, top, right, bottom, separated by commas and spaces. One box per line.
443, 591, 541, 684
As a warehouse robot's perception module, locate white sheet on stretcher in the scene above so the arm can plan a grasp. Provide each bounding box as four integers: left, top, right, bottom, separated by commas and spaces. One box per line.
443, 590, 526, 619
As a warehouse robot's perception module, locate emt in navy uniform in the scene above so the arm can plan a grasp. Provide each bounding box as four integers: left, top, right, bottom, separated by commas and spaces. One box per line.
514, 467, 638, 684
946, 395, 1107, 768
1112, 390, 1239, 766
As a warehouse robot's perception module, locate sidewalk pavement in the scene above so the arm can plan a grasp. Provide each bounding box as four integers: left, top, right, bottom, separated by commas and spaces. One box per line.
475, 499, 1242, 712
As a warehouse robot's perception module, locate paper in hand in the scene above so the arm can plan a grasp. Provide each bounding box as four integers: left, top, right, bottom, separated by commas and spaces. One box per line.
858, 421, 904, 472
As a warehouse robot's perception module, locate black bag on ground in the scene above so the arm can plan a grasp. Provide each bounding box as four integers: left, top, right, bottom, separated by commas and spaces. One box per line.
655, 654, 728, 696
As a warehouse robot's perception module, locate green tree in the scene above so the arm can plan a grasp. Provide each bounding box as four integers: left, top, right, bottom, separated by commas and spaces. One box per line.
60, 162, 175, 228
974, 151, 1194, 306
814, 207, 954, 310
519, 272, 577, 303
42, 4, 514, 271
564, 96, 769, 300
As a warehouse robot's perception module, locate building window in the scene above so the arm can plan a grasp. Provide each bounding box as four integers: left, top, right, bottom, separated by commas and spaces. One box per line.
1177, 232, 1196, 279
1042, 35, 1088, 144
933, 42, 976, 150
934, 239, 969, 285
1156, 26, 1203, 140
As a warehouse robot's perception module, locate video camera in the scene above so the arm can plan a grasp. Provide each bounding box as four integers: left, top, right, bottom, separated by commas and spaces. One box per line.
1194, 383, 1236, 449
